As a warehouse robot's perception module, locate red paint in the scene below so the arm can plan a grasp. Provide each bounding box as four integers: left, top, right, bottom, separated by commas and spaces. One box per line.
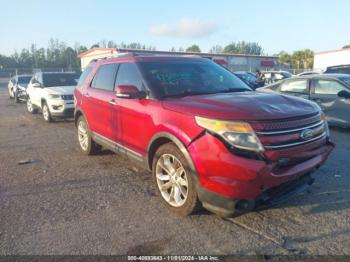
74, 56, 334, 203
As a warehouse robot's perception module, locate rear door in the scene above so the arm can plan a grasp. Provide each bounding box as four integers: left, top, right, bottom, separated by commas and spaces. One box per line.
310, 78, 350, 126
84, 63, 119, 141
279, 78, 310, 99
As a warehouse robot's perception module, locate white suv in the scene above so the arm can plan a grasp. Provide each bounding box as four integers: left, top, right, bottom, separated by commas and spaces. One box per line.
26, 72, 78, 122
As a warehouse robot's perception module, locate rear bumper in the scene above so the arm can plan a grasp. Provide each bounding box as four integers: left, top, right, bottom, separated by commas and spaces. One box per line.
188, 133, 334, 217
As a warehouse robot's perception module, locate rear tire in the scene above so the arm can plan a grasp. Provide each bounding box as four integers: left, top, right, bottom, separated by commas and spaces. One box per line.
42, 102, 52, 122
27, 97, 38, 114
77, 116, 101, 155
152, 143, 201, 216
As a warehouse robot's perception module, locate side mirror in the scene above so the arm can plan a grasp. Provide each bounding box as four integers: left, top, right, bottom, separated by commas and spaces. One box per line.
115, 85, 147, 99
32, 82, 42, 88
338, 90, 350, 99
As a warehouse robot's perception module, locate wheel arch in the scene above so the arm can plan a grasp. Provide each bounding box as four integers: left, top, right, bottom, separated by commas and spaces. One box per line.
74, 108, 86, 127
147, 132, 197, 175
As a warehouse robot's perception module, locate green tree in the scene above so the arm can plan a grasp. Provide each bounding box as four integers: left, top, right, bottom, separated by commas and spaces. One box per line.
209, 45, 223, 53
223, 41, 263, 55
186, 44, 201, 53
291, 49, 314, 69
343, 44, 350, 49
278, 51, 292, 65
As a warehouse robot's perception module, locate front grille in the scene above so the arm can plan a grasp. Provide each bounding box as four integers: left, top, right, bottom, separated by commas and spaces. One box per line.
252, 113, 327, 150
250, 112, 321, 131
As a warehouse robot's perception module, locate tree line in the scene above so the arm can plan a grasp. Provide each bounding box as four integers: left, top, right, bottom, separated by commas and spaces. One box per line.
1, 38, 341, 70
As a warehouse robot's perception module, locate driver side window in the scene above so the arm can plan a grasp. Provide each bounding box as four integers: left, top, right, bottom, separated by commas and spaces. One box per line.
313, 79, 346, 95
280, 79, 308, 94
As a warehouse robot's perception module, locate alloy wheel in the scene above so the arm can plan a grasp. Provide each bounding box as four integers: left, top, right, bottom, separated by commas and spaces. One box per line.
78, 120, 89, 151
43, 104, 50, 121
155, 153, 189, 207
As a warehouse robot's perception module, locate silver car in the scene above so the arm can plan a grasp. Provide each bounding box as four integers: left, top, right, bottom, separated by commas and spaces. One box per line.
257, 74, 350, 128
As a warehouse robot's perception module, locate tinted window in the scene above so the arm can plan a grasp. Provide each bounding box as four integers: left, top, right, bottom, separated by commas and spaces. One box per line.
115, 63, 143, 90
280, 79, 308, 93
339, 76, 350, 86
313, 79, 346, 95
91, 64, 118, 91
139, 60, 250, 98
325, 67, 350, 74
43, 73, 78, 87
78, 67, 92, 85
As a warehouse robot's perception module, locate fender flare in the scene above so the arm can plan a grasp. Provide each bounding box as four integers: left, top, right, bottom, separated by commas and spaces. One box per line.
147, 132, 197, 176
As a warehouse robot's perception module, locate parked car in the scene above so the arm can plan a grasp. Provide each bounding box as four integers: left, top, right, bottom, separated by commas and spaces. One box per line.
257, 74, 350, 128
74, 55, 334, 217
263, 71, 293, 84
297, 71, 319, 76
324, 64, 350, 75
234, 71, 264, 90
26, 72, 77, 122
8, 75, 32, 103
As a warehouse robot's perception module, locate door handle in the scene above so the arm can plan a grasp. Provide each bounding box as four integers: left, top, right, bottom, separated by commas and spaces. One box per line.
85, 93, 90, 97
109, 99, 117, 106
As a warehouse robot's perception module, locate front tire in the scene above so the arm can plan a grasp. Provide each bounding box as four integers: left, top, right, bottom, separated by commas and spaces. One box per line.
77, 116, 101, 155
152, 143, 201, 216
27, 97, 38, 114
42, 102, 52, 122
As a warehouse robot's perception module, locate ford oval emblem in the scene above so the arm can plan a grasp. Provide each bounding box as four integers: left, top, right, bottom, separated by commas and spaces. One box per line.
300, 129, 314, 141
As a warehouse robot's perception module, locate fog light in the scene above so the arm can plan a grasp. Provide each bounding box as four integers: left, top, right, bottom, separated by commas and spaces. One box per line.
52, 105, 63, 110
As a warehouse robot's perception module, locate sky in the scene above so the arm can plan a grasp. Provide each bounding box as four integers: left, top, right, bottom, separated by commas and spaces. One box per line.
0, 0, 349, 56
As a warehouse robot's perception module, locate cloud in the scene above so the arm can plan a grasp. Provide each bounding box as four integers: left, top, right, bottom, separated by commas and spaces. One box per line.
149, 18, 219, 38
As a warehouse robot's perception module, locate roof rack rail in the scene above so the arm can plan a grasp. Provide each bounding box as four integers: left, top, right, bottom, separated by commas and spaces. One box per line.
89, 52, 137, 64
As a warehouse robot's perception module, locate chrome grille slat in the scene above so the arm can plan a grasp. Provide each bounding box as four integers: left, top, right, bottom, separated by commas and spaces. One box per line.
250, 112, 321, 131
257, 121, 324, 135
264, 132, 327, 149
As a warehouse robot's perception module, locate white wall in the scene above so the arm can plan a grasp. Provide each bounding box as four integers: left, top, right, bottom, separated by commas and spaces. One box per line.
314, 49, 350, 71
80, 50, 117, 70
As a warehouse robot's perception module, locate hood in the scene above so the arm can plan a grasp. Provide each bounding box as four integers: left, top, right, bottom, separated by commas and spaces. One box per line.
162, 91, 320, 121
46, 85, 76, 95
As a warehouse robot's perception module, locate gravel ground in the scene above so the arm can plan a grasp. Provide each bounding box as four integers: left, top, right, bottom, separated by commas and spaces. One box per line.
0, 78, 350, 255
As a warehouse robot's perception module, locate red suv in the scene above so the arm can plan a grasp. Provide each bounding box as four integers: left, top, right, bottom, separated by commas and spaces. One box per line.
74, 55, 334, 217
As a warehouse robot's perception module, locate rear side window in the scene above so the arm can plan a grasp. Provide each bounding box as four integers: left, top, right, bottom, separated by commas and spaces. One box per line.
91, 64, 118, 91
115, 63, 143, 90
280, 79, 308, 94
78, 67, 92, 86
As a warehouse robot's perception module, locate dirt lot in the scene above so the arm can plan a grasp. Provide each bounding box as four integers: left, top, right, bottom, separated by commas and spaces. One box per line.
0, 77, 350, 255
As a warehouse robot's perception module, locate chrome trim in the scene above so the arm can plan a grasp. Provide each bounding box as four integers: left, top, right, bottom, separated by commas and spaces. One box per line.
257, 120, 324, 135
264, 132, 327, 149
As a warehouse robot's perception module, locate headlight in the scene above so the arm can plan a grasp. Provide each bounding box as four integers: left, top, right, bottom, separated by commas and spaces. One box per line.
49, 94, 62, 99
195, 116, 264, 153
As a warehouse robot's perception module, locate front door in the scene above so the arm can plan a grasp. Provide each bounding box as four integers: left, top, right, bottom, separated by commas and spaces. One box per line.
310, 78, 350, 126
114, 62, 151, 156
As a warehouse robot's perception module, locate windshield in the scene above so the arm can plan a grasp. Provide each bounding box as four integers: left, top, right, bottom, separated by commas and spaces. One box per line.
17, 76, 32, 85
139, 61, 251, 98
339, 76, 350, 86
43, 73, 78, 87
